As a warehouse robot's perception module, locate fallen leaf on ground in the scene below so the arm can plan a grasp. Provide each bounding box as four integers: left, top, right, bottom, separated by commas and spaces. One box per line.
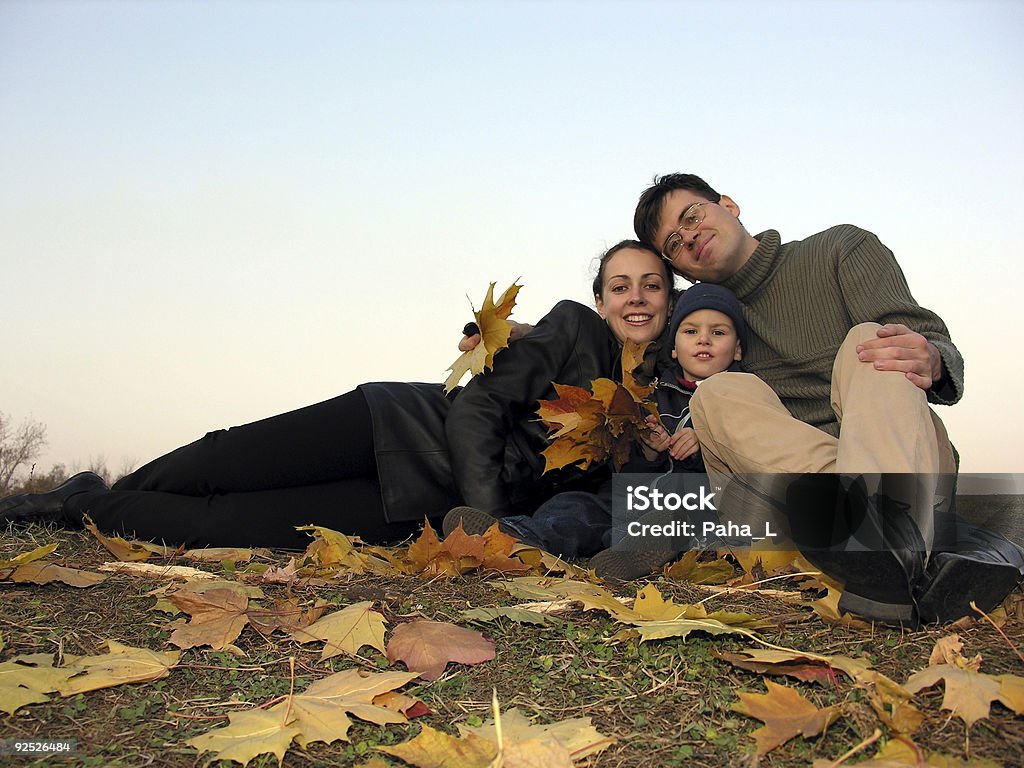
810, 587, 872, 628
166, 587, 250, 651
260, 557, 298, 584
928, 634, 982, 671
297, 525, 374, 574
188, 669, 418, 765
182, 547, 256, 563
386, 621, 495, 681
443, 281, 522, 392
664, 550, 735, 584
379, 724, 498, 767
188, 706, 301, 766
290, 601, 387, 660
0, 653, 74, 714
83, 515, 169, 560
0, 542, 59, 569
716, 648, 873, 686
58, 641, 180, 695
732, 679, 843, 758
7, 561, 107, 587
286, 669, 418, 745
402, 519, 532, 577
903, 664, 1003, 728
461, 606, 555, 626
99, 561, 218, 581
459, 707, 615, 762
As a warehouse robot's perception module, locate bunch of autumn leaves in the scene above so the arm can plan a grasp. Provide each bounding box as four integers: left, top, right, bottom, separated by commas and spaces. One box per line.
445, 282, 658, 472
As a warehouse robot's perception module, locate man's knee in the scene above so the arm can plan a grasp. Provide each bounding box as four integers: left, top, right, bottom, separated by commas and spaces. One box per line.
841, 322, 883, 350
692, 372, 773, 420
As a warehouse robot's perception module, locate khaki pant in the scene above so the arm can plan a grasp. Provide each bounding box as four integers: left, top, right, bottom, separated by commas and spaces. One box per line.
691, 323, 956, 551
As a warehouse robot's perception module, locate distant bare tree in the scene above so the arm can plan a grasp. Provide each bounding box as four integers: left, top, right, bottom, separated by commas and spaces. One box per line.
0, 412, 48, 495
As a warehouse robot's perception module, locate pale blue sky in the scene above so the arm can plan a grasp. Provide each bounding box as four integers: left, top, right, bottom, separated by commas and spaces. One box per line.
2, 0, 1022, 476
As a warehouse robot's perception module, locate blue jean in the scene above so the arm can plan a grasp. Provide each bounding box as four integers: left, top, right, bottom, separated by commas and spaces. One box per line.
499, 486, 617, 558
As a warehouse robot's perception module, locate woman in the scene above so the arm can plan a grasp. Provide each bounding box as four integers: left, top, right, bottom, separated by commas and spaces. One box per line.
1, 241, 672, 549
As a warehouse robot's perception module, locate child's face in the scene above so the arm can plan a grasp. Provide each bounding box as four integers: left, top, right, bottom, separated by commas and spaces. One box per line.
672, 308, 742, 381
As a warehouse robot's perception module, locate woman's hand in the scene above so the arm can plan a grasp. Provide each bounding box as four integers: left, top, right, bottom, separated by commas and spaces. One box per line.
640, 415, 671, 457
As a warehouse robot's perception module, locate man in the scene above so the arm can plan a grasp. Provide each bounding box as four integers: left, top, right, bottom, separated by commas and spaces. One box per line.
633, 173, 959, 477
626, 173, 1021, 623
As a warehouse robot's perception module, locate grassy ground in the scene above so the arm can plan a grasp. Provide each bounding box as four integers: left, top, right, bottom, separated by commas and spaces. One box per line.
2, 524, 1022, 768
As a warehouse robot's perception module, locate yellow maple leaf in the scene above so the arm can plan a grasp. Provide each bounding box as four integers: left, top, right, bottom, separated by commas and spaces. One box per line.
188, 706, 301, 766
904, 663, 1018, 729
459, 707, 614, 763
286, 669, 419, 746
290, 601, 387, 660
732, 679, 843, 758
379, 724, 498, 767
0, 653, 75, 714
444, 281, 522, 392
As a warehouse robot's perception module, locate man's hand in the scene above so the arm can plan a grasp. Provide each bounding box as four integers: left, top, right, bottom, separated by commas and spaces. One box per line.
856, 323, 943, 391
457, 321, 534, 352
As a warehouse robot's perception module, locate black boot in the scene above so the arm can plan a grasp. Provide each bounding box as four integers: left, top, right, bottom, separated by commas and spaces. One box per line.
916, 521, 1024, 624
786, 474, 925, 626
0, 471, 108, 526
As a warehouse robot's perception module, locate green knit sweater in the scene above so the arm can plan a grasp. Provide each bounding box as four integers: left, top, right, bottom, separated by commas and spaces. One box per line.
721, 226, 964, 437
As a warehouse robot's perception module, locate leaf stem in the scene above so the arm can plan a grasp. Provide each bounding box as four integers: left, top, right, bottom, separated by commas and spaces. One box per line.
971, 600, 1024, 664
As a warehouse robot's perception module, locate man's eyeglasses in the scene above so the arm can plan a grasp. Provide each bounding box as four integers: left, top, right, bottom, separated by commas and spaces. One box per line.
662, 201, 712, 261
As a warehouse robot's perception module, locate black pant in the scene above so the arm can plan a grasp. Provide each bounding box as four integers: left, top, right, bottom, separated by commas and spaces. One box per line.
67, 389, 431, 549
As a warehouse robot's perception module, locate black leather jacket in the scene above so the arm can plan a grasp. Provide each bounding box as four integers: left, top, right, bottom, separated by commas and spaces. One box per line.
446, 299, 631, 517
360, 300, 656, 523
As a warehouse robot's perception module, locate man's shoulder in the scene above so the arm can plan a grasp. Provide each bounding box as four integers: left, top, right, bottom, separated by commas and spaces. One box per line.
791, 224, 875, 250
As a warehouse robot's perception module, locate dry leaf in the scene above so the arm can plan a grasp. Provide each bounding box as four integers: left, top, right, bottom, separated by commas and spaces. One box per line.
297, 525, 373, 574
928, 634, 982, 671
810, 587, 872, 629
58, 641, 180, 695
8, 561, 107, 587
386, 621, 495, 681
379, 724, 498, 768
99, 561, 218, 581
83, 514, 163, 561
246, 597, 318, 636
904, 664, 1015, 728
716, 648, 875, 686
732, 679, 842, 758
182, 547, 255, 563
444, 281, 522, 392
188, 706, 301, 766
285, 669, 419, 745
0, 542, 59, 568
291, 601, 387, 660
459, 708, 615, 762
0, 653, 74, 714
461, 606, 555, 626
664, 550, 735, 584
261, 558, 298, 584
188, 669, 417, 765
402, 519, 531, 578
166, 587, 250, 651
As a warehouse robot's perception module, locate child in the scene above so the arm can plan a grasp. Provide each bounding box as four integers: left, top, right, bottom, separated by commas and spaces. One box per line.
443, 284, 747, 567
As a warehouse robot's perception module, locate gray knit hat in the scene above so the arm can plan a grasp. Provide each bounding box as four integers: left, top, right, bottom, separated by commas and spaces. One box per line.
668, 283, 747, 351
